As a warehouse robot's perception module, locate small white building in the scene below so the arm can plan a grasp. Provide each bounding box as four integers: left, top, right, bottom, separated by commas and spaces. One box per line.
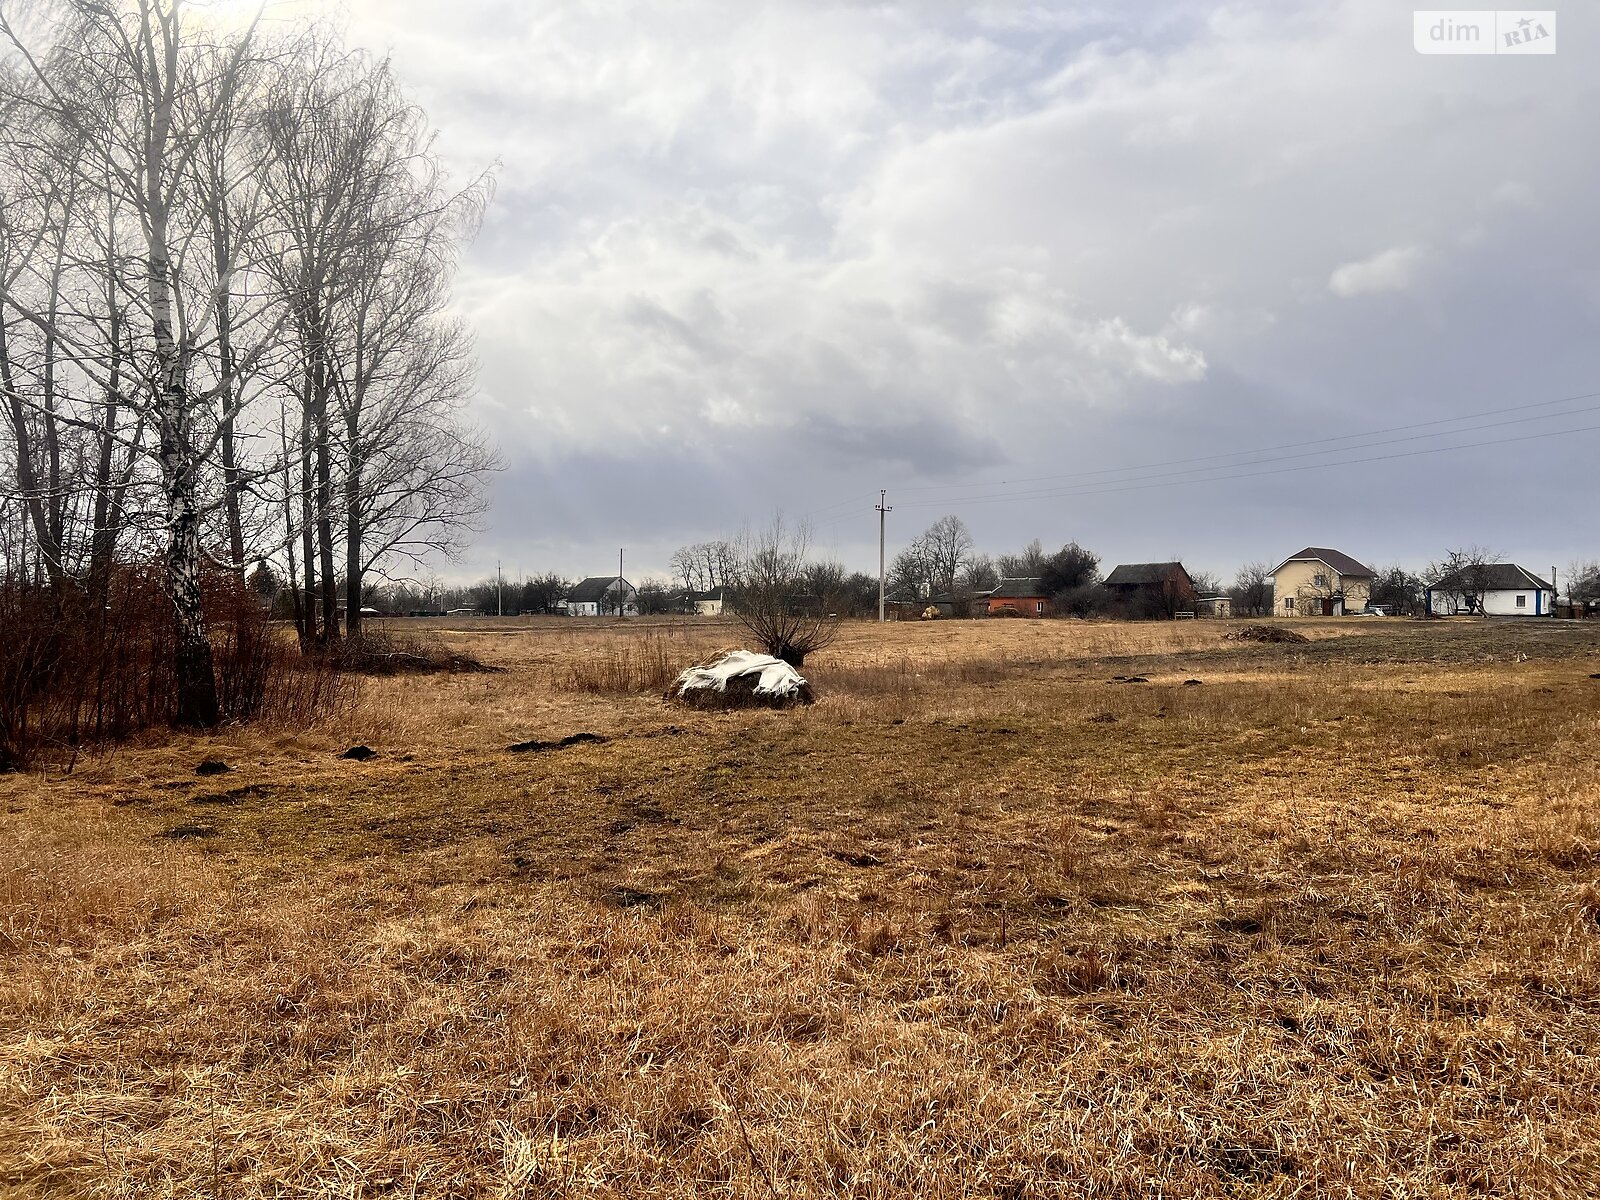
566, 575, 639, 617
1426, 563, 1554, 616
690, 590, 726, 616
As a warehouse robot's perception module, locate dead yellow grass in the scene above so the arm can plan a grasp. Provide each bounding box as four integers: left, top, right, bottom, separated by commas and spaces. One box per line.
3, 616, 1600, 1196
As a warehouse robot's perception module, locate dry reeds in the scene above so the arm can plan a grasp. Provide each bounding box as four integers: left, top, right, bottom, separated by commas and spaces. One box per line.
556, 632, 723, 695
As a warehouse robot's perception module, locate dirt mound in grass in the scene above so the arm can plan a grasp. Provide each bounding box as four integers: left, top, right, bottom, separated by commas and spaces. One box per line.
331, 631, 500, 675
1225, 624, 1310, 645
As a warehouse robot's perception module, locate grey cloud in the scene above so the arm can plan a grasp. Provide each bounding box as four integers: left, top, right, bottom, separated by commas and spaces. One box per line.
339, 0, 1600, 583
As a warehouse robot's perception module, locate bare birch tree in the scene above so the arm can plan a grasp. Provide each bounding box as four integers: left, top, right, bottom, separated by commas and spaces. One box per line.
1, 1, 291, 723
259, 45, 496, 642
0, 3, 497, 716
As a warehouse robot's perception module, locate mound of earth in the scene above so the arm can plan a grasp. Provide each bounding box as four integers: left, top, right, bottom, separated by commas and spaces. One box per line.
669, 650, 814, 709
1225, 624, 1309, 644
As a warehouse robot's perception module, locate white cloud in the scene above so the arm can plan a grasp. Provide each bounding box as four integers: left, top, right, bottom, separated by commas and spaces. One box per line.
1329, 246, 1423, 298
324, 0, 1600, 577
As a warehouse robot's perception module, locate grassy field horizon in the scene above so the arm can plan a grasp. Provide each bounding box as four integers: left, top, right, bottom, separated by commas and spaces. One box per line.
4, 615, 1598, 1196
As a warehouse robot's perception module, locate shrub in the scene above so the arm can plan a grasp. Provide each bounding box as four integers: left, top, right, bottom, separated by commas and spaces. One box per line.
0, 568, 348, 770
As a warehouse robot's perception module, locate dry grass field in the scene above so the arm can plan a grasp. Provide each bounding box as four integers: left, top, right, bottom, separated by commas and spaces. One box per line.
4, 615, 1600, 1197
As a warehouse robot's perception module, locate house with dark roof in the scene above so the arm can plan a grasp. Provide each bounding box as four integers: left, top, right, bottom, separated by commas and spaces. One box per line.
986, 577, 1051, 617
566, 575, 639, 617
671, 588, 727, 616
1102, 562, 1196, 618
1426, 564, 1554, 617
1270, 547, 1375, 616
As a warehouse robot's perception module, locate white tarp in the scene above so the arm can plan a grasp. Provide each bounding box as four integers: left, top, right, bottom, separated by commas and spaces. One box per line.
671, 650, 811, 703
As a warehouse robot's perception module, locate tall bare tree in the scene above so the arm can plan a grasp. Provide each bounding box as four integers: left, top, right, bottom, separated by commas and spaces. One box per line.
671, 540, 740, 594
0, 0, 285, 724
1230, 561, 1272, 617
257, 46, 495, 642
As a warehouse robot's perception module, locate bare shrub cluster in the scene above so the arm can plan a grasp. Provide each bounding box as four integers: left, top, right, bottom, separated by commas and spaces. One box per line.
730, 515, 838, 667
0, 573, 346, 770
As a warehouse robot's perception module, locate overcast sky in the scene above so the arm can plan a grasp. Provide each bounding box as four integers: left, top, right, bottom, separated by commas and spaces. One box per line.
330, 0, 1596, 585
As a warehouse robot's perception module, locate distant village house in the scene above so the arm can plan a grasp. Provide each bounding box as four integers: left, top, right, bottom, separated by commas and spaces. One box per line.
674, 589, 726, 616
566, 576, 639, 617
1425, 564, 1554, 616
1271, 547, 1374, 616
986, 577, 1051, 617
1103, 562, 1196, 618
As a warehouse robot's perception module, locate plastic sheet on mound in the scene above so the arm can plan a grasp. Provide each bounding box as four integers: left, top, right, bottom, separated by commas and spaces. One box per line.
670, 650, 812, 704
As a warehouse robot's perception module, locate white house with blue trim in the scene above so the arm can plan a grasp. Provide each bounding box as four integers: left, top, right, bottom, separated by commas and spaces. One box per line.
1425, 563, 1554, 616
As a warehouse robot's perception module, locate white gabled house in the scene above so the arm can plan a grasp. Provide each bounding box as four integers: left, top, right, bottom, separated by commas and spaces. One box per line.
690, 590, 726, 616
1425, 563, 1554, 616
566, 575, 639, 617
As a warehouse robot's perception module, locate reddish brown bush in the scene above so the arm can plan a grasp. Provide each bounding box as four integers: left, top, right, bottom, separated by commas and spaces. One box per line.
0, 567, 346, 769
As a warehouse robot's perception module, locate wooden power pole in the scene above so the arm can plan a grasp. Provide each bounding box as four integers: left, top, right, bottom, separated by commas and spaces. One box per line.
876, 490, 891, 622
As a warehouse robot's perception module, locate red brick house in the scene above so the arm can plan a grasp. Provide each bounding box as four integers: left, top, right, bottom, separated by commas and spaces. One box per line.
986, 577, 1051, 617
1102, 562, 1196, 618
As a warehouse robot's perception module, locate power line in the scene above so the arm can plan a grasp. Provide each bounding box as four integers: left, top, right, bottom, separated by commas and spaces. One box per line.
893, 400, 1600, 509
800, 492, 879, 524
894, 420, 1600, 510
891, 387, 1600, 499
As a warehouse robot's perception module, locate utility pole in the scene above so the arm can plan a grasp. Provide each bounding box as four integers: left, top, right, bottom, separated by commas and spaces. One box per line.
618, 547, 625, 618
876, 489, 891, 622
496, 561, 502, 617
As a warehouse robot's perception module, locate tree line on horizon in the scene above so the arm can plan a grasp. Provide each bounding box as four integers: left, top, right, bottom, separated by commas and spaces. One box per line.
393, 522, 1600, 621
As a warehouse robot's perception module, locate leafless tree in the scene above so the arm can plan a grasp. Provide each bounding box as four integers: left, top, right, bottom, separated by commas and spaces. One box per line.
730, 513, 837, 667
257, 42, 496, 643
671, 539, 739, 594
1427, 545, 1498, 615
997, 538, 1047, 578
919, 514, 973, 596
0, 94, 152, 597
887, 539, 935, 601
1230, 561, 1272, 617
258, 41, 386, 646
960, 552, 999, 594
1563, 560, 1600, 605
888, 514, 974, 601
1369, 565, 1423, 615
329, 136, 494, 635
669, 545, 701, 593
0, 0, 284, 724
801, 558, 848, 607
